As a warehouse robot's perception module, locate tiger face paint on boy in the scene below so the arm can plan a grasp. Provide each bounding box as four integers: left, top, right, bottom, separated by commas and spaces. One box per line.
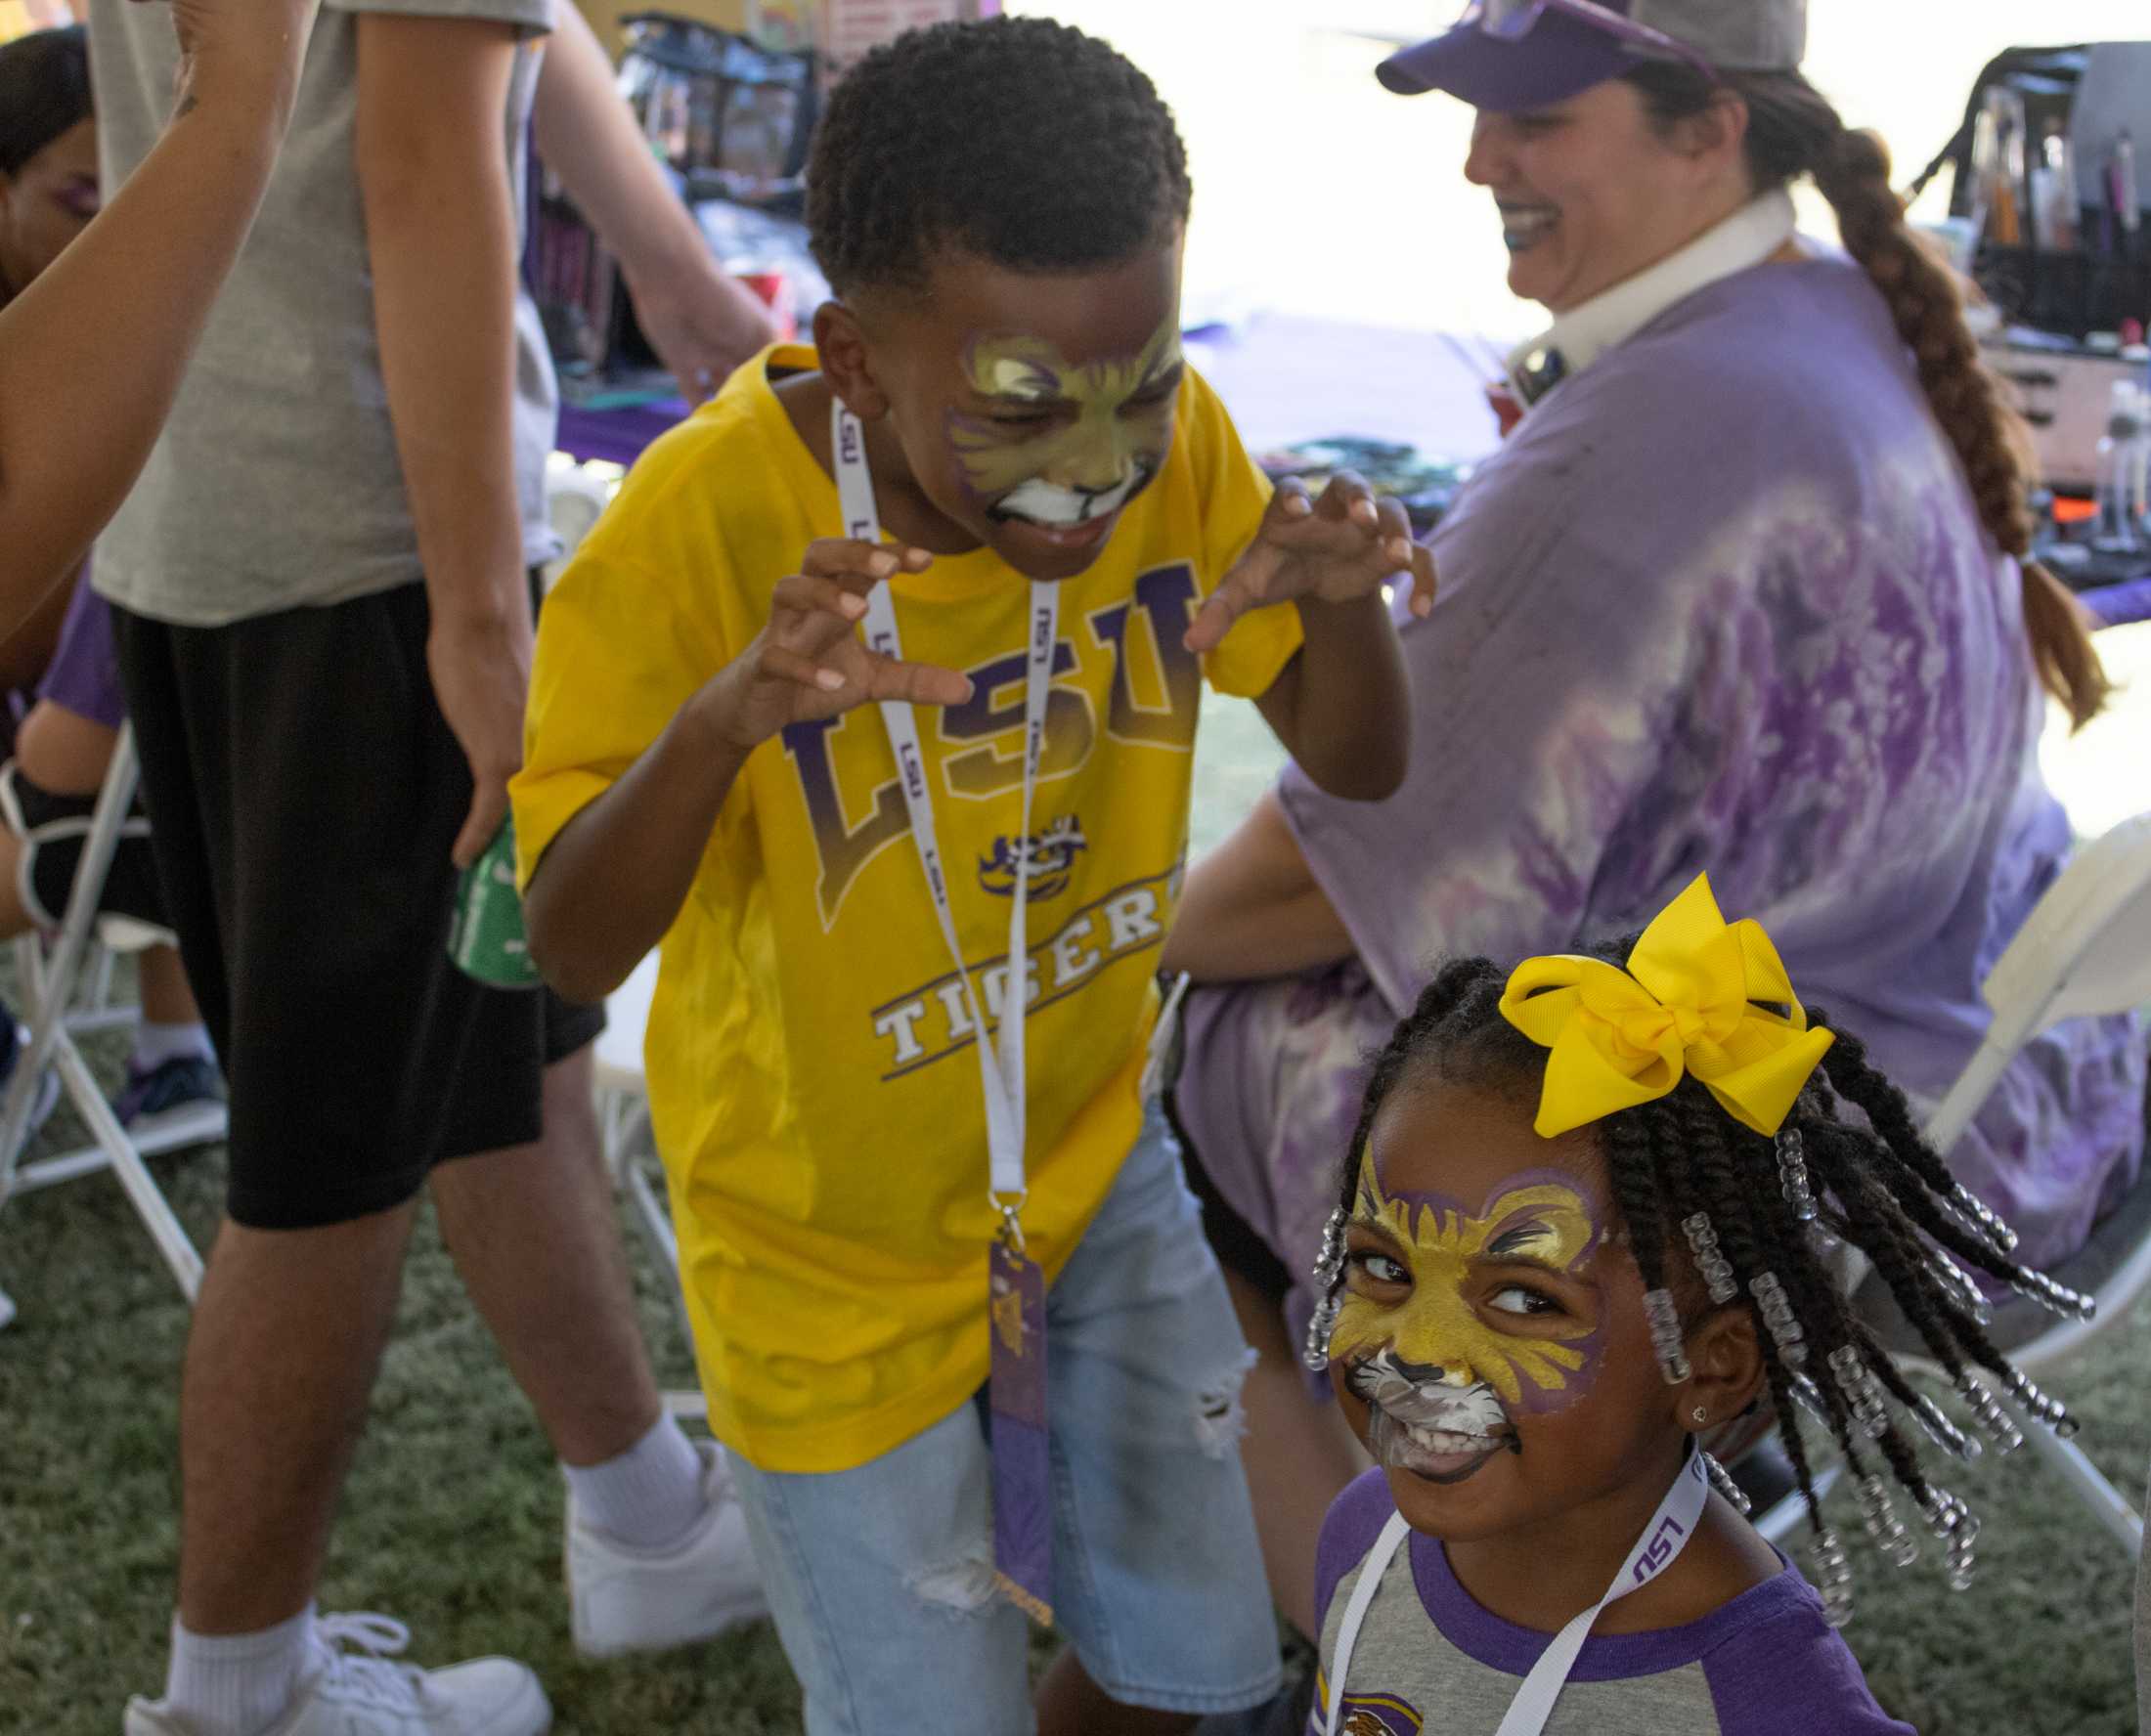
944, 317, 1183, 533
1332, 1147, 1610, 1419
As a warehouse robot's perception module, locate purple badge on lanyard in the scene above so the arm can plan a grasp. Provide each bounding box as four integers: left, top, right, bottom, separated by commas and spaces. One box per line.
989, 1236, 1053, 1626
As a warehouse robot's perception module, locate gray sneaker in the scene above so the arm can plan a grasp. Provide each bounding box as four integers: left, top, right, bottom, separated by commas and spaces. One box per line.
123, 1612, 550, 1736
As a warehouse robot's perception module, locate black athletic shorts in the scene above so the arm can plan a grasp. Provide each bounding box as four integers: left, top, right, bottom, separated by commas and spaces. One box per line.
110, 580, 604, 1231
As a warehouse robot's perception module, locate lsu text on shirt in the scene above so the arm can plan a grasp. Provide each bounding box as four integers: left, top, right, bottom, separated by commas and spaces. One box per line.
512, 344, 1301, 1473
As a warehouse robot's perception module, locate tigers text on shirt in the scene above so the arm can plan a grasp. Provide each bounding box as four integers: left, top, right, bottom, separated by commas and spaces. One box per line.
513, 345, 1299, 1472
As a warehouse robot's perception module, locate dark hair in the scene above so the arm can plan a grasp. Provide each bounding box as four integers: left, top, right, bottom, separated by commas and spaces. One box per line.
805, 16, 1191, 297
0, 24, 91, 180
1322, 938, 2087, 1610
1621, 61, 2108, 732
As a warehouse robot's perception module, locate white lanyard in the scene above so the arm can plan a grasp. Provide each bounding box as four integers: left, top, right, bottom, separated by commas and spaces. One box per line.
1324, 1442, 1710, 1736
831, 402, 1058, 1209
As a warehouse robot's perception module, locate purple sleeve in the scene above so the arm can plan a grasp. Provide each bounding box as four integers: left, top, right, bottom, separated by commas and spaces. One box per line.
33, 574, 128, 733
1313, 1468, 1399, 1639
1702, 1603, 1917, 1735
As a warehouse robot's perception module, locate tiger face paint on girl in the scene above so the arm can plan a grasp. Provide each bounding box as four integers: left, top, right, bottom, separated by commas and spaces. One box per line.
1331, 1149, 1610, 1421
944, 318, 1184, 531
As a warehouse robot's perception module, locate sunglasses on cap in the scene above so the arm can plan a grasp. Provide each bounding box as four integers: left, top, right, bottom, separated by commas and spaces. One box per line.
1458, 0, 1720, 84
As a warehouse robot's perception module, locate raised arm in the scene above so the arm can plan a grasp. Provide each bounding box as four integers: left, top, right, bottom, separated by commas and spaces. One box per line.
0, 0, 313, 617
523, 539, 972, 1003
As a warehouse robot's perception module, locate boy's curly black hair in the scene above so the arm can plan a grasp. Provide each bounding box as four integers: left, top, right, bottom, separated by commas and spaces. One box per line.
1314, 939, 2093, 1625
806, 17, 1192, 297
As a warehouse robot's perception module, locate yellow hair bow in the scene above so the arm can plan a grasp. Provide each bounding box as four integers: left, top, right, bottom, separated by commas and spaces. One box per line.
1499, 874, 1834, 1140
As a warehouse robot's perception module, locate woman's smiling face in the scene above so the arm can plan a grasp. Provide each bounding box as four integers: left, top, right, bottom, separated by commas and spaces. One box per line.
1462, 78, 1744, 315
1331, 1068, 1693, 1542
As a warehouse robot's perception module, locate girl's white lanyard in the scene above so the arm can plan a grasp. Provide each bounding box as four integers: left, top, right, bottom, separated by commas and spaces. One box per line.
831, 402, 1058, 1219
1324, 1441, 1710, 1736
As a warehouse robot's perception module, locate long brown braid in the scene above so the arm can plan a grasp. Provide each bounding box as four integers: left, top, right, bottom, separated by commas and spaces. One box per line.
1626, 63, 2110, 731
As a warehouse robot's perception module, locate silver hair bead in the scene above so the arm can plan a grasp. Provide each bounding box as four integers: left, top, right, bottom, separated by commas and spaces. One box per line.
1944, 1184, 2018, 1255
1908, 1390, 1982, 1462
1828, 1344, 1892, 1443
1777, 1126, 1820, 1223
1301, 1208, 1352, 1372
1643, 1287, 1692, 1384
1856, 1474, 1920, 1568
1789, 1373, 1835, 1429
1953, 1372, 2023, 1454
1301, 1293, 1341, 1373
1681, 1213, 1740, 1306
1701, 1450, 1751, 1518
1946, 1506, 1982, 1591
1926, 1245, 1994, 1325
1919, 1487, 1982, 1589
1749, 1272, 1809, 1369
2003, 1369, 2081, 1440
1808, 1527, 1856, 1628
2006, 1266, 2096, 1324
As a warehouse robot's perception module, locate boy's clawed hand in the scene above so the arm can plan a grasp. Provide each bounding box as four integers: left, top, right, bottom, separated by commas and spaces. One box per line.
1183, 471, 1437, 656
702, 540, 976, 751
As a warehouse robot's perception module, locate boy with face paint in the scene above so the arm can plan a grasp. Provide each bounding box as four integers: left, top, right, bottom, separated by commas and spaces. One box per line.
514, 18, 1429, 1735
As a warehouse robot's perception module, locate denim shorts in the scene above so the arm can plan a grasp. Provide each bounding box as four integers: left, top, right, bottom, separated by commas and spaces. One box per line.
726, 1104, 1283, 1734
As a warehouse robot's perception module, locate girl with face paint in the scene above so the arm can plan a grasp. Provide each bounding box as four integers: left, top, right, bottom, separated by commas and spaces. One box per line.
1299, 876, 2077, 1735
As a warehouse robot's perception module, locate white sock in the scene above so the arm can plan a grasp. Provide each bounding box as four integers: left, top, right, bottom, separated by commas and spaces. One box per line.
162, 1605, 315, 1736
131, 1020, 214, 1074
562, 1411, 707, 1550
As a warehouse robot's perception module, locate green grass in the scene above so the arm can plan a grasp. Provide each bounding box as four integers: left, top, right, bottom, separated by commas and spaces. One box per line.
2, 699, 2146, 1732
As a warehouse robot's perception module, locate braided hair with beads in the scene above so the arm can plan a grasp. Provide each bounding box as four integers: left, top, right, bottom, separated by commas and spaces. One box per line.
1307, 938, 2090, 1626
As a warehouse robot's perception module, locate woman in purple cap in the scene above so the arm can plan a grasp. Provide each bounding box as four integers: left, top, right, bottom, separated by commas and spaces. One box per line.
1162, 0, 2143, 1648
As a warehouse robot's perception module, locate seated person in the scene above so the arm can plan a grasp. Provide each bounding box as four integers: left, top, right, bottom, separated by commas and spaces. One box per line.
0, 23, 96, 733
1162, 0, 2144, 1642
0, 26, 218, 1134
0, 577, 222, 1131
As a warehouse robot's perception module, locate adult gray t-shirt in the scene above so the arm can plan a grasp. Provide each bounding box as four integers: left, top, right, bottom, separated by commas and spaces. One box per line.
88, 0, 559, 627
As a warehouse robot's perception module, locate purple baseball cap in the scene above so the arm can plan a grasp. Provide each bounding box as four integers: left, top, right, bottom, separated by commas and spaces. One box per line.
1379, 0, 1807, 113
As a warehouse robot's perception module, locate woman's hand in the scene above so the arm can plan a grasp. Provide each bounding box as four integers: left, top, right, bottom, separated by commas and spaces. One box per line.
154, 0, 316, 140
1183, 471, 1437, 656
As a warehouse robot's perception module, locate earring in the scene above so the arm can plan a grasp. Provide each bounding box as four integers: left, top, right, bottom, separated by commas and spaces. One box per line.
1691, 1406, 1710, 1426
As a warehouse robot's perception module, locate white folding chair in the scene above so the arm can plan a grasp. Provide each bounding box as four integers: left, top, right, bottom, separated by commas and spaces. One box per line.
1892, 809, 2151, 1554
594, 950, 679, 1282
1754, 811, 2151, 1550
0, 722, 226, 1327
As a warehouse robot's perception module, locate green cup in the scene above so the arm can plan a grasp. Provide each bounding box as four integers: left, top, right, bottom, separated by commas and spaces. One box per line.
449, 820, 542, 989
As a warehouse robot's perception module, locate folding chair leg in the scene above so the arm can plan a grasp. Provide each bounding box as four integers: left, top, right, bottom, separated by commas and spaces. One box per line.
2017, 1411, 2146, 1554
53, 1034, 202, 1300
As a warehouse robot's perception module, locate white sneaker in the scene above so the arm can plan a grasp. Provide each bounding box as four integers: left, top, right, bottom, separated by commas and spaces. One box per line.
565, 1439, 768, 1658
123, 1613, 550, 1736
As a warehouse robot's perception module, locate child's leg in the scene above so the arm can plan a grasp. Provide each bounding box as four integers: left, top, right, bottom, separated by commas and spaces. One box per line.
1041, 1102, 1284, 1731
725, 1402, 1034, 1736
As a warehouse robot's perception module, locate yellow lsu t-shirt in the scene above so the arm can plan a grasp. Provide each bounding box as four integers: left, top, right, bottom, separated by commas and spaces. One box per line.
513, 344, 1301, 1473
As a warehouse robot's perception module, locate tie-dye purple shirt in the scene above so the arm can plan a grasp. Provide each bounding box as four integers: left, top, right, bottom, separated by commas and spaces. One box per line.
1179, 254, 2143, 1323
